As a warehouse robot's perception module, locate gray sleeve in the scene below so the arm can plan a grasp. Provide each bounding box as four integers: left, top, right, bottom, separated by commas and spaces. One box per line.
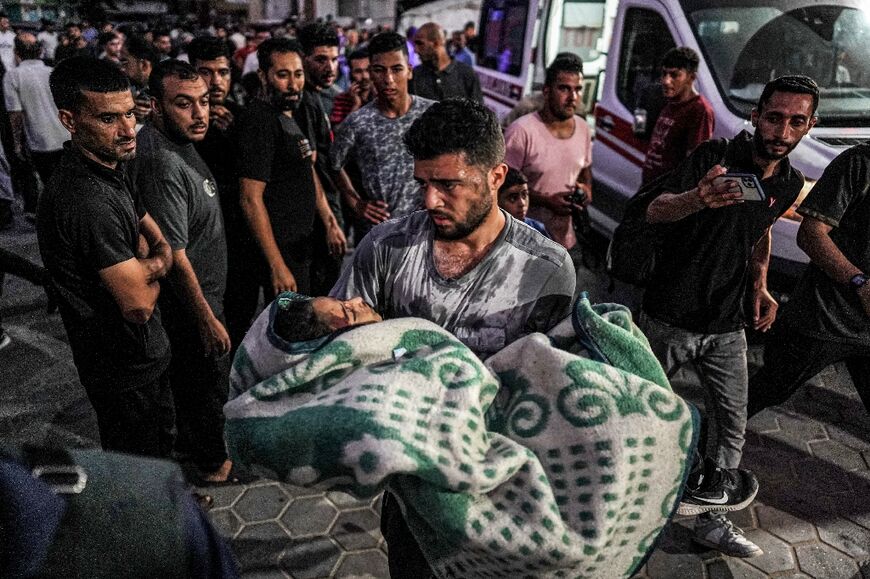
137, 161, 190, 251
330, 116, 356, 172
524, 253, 576, 334
329, 230, 384, 310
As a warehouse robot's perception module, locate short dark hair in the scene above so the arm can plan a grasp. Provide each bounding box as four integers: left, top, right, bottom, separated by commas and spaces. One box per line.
97, 31, 119, 48
296, 21, 339, 56
50, 56, 130, 112
367, 31, 408, 60
499, 167, 528, 194
273, 299, 333, 342
545, 53, 583, 86
187, 35, 233, 64
14, 35, 42, 61
257, 37, 303, 72
124, 33, 159, 67
404, 98, 505, 170
758, 74, 820, 115
148, 59, 201, 101
348, 47, 369, 63
660, 47, 700, 74
65, 22, 81, 31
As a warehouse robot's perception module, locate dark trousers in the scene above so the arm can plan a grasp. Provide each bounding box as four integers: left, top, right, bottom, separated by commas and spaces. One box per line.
162, 305, 232, 472
381, 492, 435, 578
747, 324, 870, 417
309, 219, 342, 297
86, 372, 175, 459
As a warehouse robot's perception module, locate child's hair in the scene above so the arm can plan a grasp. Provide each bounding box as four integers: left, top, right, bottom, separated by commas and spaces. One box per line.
499, 166, 528, 195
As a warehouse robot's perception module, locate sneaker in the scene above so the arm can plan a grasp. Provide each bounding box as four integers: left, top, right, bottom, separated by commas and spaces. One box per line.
677, 463, 759, 516
693, 512, 763, 558
0, 330, 11, 351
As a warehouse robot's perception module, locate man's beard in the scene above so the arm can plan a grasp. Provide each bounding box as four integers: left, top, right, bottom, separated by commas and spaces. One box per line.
267, 85, 300, 111
162, 115, 206, 144
753, 129, 797, 161
431, 188, 493, 240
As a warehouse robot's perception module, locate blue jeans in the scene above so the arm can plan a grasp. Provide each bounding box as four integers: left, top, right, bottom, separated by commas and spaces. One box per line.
640, 312, 748, 469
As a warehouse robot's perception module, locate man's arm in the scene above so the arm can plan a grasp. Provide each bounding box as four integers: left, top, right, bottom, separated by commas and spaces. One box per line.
750, 227, 777, 332
99, 258, 162, 325
334, 166, 390, 224
8, 111, 26, 160
313, 167, 347, 256
239, 177, 297, 294
524, 252, 577, 334
169, 248, 231, 356
646, 164, 742, 223
137, 212, 172, 282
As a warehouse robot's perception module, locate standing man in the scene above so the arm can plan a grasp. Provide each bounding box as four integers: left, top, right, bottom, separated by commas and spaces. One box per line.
641, 47, 715, 185
54, 23, 92, 63
641, 75, 819, 557
0, 15, 14, 72
38, 56, 174, 458
4, 32, 68, 216
332, 97, 576, 577
152, 30, 172, 61
97, 31, 123, 64
329, 48, 373, 126
330, 31, 434, 239
188, 36, 254, 353
119, 33, 159, 126
411, 22, 482, 104
238, 37, 345, 299
37, 20, 58, 63
131, 59, 235, 484
745, 141, 870, 418
504, 53, 592, 250
298, 21, 341, 117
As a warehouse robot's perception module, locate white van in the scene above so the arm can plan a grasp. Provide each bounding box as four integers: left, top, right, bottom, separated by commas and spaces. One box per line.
591, 0, 870, 277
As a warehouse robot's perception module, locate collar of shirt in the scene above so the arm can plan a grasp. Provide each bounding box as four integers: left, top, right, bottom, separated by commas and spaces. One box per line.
730, 129, 794, 183
62, 141, 127, 187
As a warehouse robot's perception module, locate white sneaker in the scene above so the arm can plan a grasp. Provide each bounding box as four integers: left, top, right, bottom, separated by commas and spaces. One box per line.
693, 513, 763, 558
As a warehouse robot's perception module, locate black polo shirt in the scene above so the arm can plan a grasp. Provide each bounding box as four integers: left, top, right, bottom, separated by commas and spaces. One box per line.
36, 143, 171, 390
643, 131, 804, 333
784, 142, 870, 345
411, 60, 483, 103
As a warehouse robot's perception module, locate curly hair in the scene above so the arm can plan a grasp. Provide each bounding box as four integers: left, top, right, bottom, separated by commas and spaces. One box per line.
404, 98, 504, 169
544, 53, 584, 86
297, 21, 339, 55
758, 75, 819, 115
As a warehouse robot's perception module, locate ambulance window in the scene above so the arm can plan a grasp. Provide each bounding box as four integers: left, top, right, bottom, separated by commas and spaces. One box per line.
616, 8, 676, 113
476, 0, 530, 77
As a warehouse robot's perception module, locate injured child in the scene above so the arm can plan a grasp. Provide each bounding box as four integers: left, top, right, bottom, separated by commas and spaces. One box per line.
225, 291, 698, 578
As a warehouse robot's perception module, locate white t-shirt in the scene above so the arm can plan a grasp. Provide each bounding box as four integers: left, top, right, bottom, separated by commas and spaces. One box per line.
38, 31, 58, 60
4, 60, 68, 152
0, 30, 15, 71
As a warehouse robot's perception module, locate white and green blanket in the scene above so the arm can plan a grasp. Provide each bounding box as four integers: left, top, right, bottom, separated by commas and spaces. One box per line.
225, 294, 698, 578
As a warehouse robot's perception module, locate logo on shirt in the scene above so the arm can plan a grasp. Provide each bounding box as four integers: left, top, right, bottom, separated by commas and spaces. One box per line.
203, 178, 217, 198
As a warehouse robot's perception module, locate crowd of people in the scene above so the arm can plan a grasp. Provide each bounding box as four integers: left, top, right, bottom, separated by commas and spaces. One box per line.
0, 8, 868, 576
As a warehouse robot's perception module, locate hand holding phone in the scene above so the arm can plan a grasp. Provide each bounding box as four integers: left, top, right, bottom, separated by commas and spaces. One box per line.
712, 173, 766, 201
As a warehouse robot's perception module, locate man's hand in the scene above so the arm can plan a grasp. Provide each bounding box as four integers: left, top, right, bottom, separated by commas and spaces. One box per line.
541, 192, 576, 216
270, 261, 297, 294
210, 104, 234, 131
573, 182, 593, 209
199, 314, 231, 357
693, 165, 744, 209
857, 284, 870, 318
352, 198, 391, 224
133, 94, 151, 123
327, 224, 347, 257
349, 81, 364, 108
752, 287, 778, 332
136, 233, 150, 259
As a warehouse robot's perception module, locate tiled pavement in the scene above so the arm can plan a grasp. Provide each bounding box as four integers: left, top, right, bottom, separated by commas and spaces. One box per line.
3, 219, 870, 578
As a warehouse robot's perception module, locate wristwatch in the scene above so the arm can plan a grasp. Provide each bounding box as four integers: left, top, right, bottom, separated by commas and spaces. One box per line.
849, 273, 869, 290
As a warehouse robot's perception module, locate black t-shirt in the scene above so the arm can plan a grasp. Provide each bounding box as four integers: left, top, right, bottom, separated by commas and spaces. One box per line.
784, 143, 870, 344
643, 131, 804, 333
411, 61, 483, 104
299, 88, 343, 226
36, 144, 170, 389
237, 99, 317, 254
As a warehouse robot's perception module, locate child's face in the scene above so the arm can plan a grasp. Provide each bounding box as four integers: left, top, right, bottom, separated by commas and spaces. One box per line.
498, 184, 529, 221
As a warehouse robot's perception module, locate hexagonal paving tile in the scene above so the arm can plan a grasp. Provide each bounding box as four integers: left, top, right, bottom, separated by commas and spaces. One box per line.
234, 483, 291, 523
208, 507, 243, 538
816, 517, 870, 559
707, 557, 768, 579
809, 440, 867, 471
795, 543, 859, 578
742, 529, 796, 574
326, 490, 370, 509
233, 522, 292, 574
279, 536, 342, 579
756, 505, 817, 544
790, 458, 852, 494
333, 549, 390, 577
725, 507, 756, 531
207, 483, 248, 509
281, 495, 339, 537
645, 547, 706, 579
331, 508, 382, 551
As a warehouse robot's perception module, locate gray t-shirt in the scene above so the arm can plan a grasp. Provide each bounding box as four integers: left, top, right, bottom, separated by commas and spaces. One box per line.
133, 123, 228, 315
329, 96, 434, 221
330, 210, 576, 358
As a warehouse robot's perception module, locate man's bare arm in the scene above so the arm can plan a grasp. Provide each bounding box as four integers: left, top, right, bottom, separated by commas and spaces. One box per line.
797, 216, 862, 283
169, 249, 230, 356
8, 111, 26, 159
750, 227, 777, 331
334, 169, 390, 224
99, 258, 161, 325
239, 177, 297, 293
138, 212, 172, 282
313, 168, 347, 256
646, 164, 742, 223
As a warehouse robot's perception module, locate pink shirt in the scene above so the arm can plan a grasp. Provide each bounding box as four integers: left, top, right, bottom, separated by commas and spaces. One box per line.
504, 112, 592, 249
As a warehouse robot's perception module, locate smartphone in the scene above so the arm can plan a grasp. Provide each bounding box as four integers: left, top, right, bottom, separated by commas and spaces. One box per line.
712, 173, 766, 202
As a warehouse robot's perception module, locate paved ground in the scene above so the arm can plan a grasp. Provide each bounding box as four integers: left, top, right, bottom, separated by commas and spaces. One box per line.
3, 217, 870, 578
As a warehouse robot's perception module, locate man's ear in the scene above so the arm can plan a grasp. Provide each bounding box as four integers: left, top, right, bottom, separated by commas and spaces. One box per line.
489, 162, 508, 194
58, 109, 76, 134
142, 59, 153, 79
750, 107, 758, 127
151, 95, 162, 116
